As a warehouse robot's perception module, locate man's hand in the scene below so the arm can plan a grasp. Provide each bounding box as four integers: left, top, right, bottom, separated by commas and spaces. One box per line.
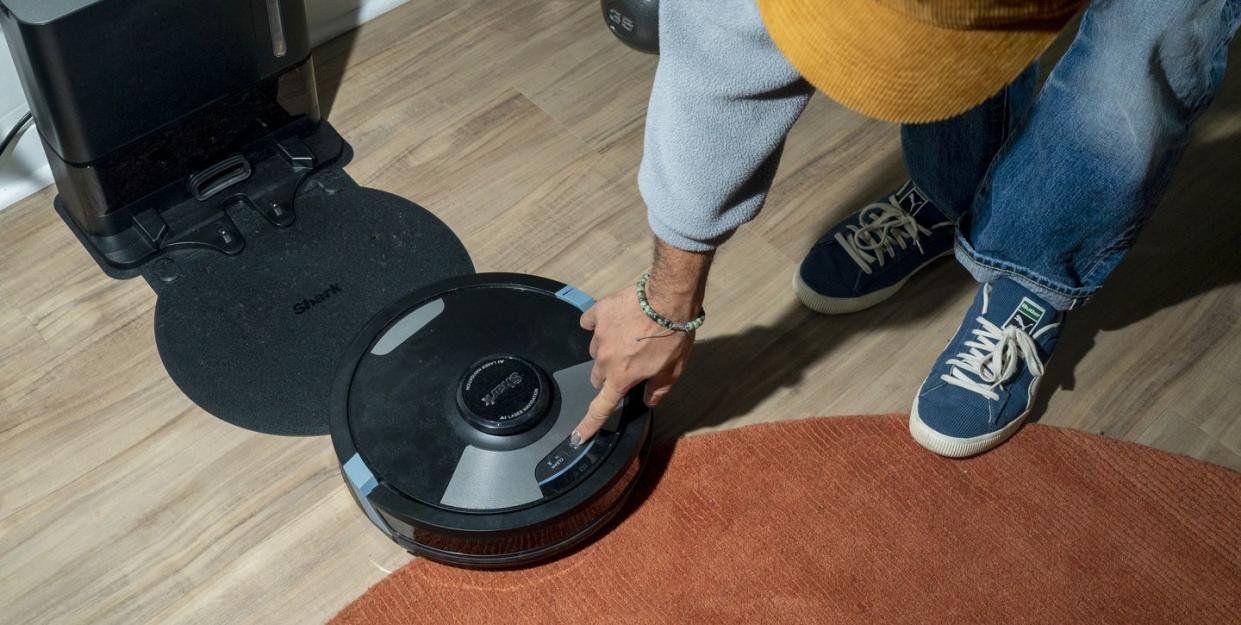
571, 239, 713, 447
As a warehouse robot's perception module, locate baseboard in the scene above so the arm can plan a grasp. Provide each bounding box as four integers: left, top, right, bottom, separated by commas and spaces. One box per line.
0, 0, 411, 214
308, 0, 411, 47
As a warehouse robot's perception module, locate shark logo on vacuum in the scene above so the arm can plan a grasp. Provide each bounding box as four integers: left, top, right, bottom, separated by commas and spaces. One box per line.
293, 283, 343, 315
482, 372, 524, 407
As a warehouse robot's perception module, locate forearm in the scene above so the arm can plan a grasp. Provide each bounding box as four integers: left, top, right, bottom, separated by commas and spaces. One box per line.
640, 0, 812, 252
644, 237, 713, 323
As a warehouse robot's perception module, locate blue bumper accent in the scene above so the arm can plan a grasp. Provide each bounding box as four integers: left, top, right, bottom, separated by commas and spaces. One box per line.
343, 453, 394, 536
555, 285, 595, 312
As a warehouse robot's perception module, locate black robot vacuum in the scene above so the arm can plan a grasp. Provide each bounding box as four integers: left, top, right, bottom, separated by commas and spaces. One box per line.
330, 273, 653, 567
0, 0, 653, 568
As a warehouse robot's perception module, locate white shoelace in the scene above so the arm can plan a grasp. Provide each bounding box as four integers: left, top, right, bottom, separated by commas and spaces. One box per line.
940, 284, 1059, 410
835, 195, 951, 274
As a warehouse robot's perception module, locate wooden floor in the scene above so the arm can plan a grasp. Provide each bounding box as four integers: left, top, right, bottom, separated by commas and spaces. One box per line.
2, 3, 1239, 624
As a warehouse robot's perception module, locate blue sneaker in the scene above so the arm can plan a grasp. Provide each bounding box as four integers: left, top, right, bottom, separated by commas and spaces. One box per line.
794, 180, 954, 314
910, 279, 1063, 457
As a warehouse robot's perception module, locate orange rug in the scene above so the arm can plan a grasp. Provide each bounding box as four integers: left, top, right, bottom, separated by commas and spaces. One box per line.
331, 416, 1241, 625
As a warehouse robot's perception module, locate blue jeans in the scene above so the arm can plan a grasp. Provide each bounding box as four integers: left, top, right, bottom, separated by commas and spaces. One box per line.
903, 0, 1241, 311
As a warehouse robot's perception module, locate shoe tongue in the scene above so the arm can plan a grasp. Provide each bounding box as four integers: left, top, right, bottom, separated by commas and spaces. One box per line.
895, 181, 930, 212
894, 182, 943, 225
1001, 295, 1048, 333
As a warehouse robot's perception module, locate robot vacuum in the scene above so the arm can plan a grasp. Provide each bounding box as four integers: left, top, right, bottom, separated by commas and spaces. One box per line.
330, 273, 653, 567
1, 0, 653, 568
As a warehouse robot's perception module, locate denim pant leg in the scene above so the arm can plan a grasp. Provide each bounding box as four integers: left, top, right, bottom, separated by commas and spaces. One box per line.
901, 64, 1039, 222
956, 0, 1241, 311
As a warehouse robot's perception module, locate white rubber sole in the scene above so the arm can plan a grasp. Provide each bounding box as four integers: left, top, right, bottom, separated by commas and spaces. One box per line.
908, 378, 1041, 458
792, 250, 952, 315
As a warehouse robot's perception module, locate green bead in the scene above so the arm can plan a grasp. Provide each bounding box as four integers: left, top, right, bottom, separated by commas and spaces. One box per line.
634, 271, 705, 334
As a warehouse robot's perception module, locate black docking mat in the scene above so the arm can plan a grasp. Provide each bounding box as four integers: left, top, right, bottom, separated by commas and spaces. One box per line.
144, 169, 474, 435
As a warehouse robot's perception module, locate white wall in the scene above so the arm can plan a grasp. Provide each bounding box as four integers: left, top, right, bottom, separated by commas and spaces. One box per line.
305, 0, 410, 47
0, 0, 409, 212
0, 38, 53, 211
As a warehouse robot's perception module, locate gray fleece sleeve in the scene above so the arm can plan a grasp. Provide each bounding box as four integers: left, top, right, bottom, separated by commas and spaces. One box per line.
639, 0, 813, 252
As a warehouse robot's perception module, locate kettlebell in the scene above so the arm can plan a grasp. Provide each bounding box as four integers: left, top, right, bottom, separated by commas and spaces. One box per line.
601, 0, 659, 54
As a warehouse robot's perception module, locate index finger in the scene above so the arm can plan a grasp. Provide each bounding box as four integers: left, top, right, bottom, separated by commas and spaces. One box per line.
571, 383, 626, 448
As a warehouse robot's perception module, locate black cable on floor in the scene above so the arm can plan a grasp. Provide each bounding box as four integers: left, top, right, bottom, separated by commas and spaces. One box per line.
0, 111, 34, 158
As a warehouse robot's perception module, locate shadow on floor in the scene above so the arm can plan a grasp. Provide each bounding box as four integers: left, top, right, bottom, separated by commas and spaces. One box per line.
656, 43, 1241, 440
1026, 41, 1241, 425
1027, 133, 1241, 424
313, 22, 360, 120
310, 0, 367, 119
653, 151, 974, 441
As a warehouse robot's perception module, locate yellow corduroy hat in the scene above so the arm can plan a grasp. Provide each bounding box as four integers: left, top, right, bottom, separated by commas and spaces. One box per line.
757, 0, 1085, 123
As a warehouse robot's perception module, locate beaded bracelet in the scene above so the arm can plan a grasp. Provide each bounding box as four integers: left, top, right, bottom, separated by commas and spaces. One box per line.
636, 272, 706, 333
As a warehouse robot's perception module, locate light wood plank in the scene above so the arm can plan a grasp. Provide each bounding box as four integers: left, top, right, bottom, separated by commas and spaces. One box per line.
1, 2, 1239, 624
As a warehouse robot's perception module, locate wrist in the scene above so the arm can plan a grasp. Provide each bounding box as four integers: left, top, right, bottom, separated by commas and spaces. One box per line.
636, 272, 706, 332
643, 273, 702, 322
644, 238, 713, 323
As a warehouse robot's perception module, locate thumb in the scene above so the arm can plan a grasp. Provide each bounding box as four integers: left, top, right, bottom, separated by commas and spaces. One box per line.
580, 304, 598, 331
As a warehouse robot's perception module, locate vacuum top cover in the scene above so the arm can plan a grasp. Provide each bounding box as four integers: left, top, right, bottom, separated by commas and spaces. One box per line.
331, 273, 646, 517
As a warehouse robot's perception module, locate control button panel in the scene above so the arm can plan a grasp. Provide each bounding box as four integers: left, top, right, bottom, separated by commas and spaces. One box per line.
536, 430, 617, 496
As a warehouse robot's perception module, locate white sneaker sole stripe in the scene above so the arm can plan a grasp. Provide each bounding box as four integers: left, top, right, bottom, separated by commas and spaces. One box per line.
792, 250, 953, 315
908, 376, 1042, 458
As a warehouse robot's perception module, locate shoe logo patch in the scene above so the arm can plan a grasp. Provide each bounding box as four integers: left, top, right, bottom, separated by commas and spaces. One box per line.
1004, 297, 1046, 332
897, 187, 930, 215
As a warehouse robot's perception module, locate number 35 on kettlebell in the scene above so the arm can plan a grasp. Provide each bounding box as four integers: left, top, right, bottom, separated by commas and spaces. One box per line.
601, 0, 659, 54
